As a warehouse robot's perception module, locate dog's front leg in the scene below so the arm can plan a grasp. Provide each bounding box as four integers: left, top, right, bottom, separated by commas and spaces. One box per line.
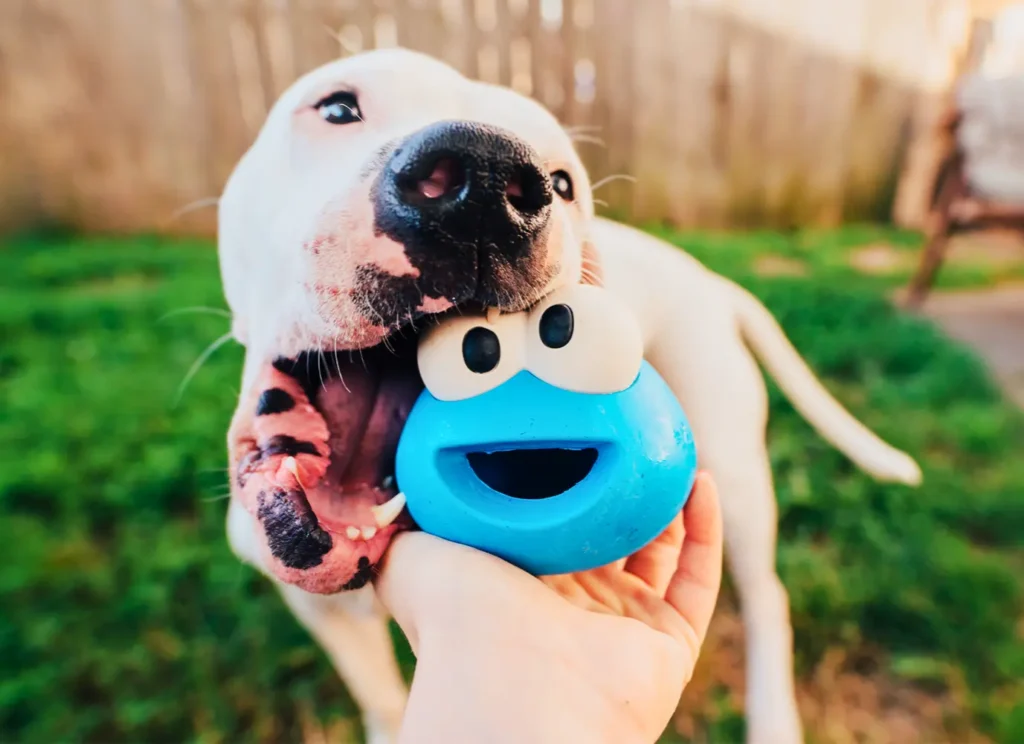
278, 584, 408, 744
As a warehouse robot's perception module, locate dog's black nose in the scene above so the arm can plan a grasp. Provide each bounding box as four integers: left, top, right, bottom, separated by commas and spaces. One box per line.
373, 121, 553, 302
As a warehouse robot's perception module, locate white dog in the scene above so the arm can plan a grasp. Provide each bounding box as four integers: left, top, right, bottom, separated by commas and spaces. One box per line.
218, 48, 921, 744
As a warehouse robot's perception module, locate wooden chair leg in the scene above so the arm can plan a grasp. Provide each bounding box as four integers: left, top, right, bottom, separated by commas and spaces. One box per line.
905, 215, 953, 308
904, 150, 964, 309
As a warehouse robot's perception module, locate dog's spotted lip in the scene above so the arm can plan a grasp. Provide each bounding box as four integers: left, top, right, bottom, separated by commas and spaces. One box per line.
259, 338, 422, 591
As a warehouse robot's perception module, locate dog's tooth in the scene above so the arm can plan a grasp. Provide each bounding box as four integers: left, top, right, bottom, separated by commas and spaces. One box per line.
361, 526, 378, 540
381, 475, 394, 489
370, 492, 406, 528
345, 526, 361, 540
283, 456, 299, 478
283, 455, 311, 490
486, 307, 500, 324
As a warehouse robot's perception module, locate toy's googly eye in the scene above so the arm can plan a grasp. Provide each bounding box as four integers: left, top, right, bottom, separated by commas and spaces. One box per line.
418, 312, 527, 401
462, 327, 501, 373
527, 284, 643, 394
539, 304, 574, 349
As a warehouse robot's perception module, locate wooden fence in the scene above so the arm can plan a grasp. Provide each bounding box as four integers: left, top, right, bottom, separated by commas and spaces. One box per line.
0, 0, 984, 235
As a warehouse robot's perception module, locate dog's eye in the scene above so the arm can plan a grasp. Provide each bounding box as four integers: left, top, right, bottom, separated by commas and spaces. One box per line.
418, 312, 527, 401
526, 285, 643, 394
315, 91, 362, 125
551, 170, 574, 201
463, 327, 501, 373
539, 304, 574, 348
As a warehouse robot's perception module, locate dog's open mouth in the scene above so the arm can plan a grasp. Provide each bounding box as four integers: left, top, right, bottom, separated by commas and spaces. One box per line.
254, 334, 423, 589
466, 448, 598, 499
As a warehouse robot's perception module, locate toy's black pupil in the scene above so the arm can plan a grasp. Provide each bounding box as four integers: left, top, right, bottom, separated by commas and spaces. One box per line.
462, 327, 500, 373
539, 304, 574, 349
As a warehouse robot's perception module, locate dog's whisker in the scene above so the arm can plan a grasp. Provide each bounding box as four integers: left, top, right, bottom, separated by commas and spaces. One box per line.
317, 336, 330, 394
334, 346, 353, 395
167, 196, 220, 223
405, 307, 420, 334
593, 198, 609, 208
159, 306, 232, 322
591, 174, 637, 193
323, 24, 360, 58
308, 332, 325, 394
337, 366, 353, 395
304, 338, 315, 391
200, 491, 233, 503
174, 331, 234, 406
332, 346, 343, 381
569, 133, 606, 148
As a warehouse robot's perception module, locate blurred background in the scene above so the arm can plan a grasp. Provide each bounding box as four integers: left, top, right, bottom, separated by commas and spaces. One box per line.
1, 0, 1023, 742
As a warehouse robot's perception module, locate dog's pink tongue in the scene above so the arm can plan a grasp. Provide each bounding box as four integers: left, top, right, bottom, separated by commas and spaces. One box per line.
306, 351, 422, 534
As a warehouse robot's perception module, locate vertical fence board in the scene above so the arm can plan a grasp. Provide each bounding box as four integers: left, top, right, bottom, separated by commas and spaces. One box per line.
395, 0, 448, 61
0, 0, 975, 234
260, 0, 298, 99
667, 3, 731, 227
0, 0, 42, 227
628, 0, 672, 222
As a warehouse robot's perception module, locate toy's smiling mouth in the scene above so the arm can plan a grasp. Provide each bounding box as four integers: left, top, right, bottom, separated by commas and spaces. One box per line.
466, 448, 599, 499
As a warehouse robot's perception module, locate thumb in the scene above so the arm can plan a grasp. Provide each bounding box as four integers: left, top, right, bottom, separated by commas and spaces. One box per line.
374, 531, 455, 653
374, 529, 528, 652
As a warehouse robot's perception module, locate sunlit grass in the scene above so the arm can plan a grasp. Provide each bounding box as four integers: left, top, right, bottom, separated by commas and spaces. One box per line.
1, 227, 1021, 742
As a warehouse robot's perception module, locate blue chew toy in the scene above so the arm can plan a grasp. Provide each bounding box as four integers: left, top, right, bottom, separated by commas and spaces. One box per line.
395, 284, 698, 575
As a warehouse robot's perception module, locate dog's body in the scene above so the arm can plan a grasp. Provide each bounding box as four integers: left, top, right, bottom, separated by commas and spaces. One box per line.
219, 49, 920, 744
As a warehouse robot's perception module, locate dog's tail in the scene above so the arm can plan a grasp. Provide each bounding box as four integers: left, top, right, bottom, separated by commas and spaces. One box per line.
730, 282, 923, 485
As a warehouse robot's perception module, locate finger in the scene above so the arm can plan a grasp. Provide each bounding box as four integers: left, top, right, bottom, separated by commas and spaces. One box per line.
375, 531, 524, 651
664, 472, 724, 655
624, 509, 685, 596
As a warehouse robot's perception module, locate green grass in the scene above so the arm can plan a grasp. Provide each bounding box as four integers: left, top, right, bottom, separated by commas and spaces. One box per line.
1, 227, 1022, 743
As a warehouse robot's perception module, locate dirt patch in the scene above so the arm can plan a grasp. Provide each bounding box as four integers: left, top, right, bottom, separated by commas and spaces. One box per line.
912, 284, 1024, 410
945, 229, 1024, 270
848, 243, 917, 275
753, 254, 809, 277
672, 599, 986, 743
299, 704, 359, 744
851, 231, 1024, 278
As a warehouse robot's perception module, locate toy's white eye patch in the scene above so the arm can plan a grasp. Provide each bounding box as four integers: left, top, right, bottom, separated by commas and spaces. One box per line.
526, 285, 643, 394
418, 312, 527, 401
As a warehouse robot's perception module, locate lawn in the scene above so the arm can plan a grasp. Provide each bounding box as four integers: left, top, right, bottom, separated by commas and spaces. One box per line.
1, 226, 1022, 743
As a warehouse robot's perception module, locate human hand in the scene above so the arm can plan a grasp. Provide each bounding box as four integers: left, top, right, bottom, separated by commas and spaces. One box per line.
375, 472, 724, 744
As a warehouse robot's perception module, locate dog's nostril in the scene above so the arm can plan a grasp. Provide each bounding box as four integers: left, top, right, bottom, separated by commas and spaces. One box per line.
505, 165, 551, 216
400, 157, 465, 205
506, 177, 523, 200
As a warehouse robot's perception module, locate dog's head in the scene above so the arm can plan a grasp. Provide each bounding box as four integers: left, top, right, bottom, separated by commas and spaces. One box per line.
220, 48, 596, 360
220, 49, 598, 591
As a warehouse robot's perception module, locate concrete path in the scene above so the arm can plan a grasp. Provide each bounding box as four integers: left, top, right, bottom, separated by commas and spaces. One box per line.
915, 284, 1024, 408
